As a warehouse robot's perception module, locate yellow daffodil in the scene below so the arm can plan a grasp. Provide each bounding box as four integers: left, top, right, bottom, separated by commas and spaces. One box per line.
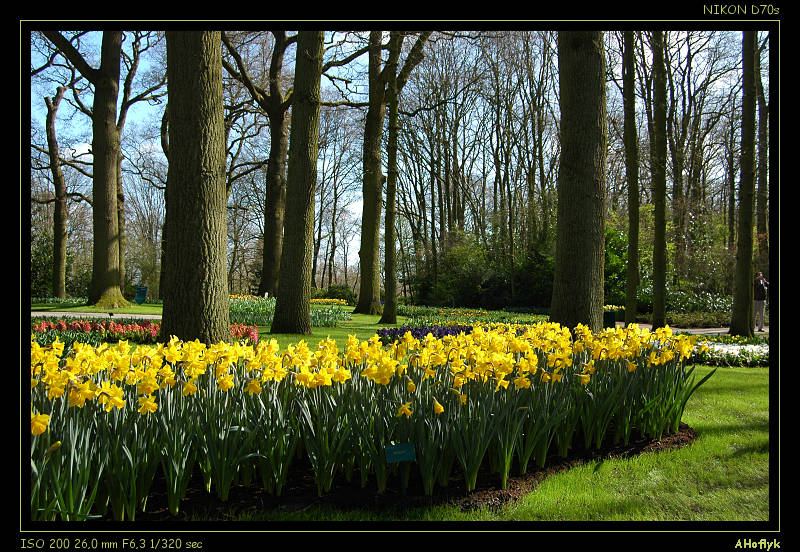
433, 398, 444, 415
396, 402, 413, 418
182, 380, 198, 396
244, 378, 262, 395
216, 373, 235, 392
137, 394, 158, 415
31, 409, 50, 436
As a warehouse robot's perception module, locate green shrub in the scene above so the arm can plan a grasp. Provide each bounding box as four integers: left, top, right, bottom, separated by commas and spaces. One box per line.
318, 284, 357, 306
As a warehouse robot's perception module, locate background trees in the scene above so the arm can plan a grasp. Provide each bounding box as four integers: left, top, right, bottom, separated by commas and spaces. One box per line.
29, 28, 772, 333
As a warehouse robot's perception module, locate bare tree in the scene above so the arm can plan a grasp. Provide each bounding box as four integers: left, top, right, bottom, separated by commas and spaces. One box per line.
222, 31, 296, 297
42, 30, 128, 307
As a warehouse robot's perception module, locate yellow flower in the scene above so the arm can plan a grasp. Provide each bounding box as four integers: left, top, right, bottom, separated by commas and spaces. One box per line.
396, 402, 413, 418
513, 375, 531, 390
244, 378, 262, 395
577, 373, 591, 386
332, 367, 351, 384
182, 380, 198, 396
95, 381, 126, 412
137, 394, 158, 416
407, 379, 416, 393
433, 398, 444, 415
31, 409, 50, 436
216, 373, 235, 392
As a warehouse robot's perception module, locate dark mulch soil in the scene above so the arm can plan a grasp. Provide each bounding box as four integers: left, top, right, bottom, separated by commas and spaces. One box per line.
126, 423, 696, 521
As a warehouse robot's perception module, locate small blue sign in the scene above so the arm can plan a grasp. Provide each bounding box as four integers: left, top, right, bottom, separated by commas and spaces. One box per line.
385, 443, 416, 463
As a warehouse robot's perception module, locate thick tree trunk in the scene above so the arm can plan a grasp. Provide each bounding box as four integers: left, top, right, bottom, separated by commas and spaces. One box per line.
87, 32, 127, 307
623, 31, 640, 326
161, 31, 230, 344
651, 30, 668, 329
270, 30, 324, 335
549, 31, 607, 333
730, 31, 757, 338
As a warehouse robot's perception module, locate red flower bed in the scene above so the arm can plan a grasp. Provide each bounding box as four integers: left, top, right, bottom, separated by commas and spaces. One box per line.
31, 319, 258, 346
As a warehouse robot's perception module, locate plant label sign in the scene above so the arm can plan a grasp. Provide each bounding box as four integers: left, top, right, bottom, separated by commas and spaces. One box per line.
385, 443, 416, 464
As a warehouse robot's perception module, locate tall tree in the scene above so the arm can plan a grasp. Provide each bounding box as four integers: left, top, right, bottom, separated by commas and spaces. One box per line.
380, 30, 431, 324
730, 31, 757, 337
114, 31, 167, 292
270, 30, 324, 335
354, 31, 389, 315
623, 30, 640, 326
651, 30, 668, 329
755, 34, 769, 275
42, 85, 72, 300
161, 31, 230, 344
221, 31, 296, 298
549, 31, 607, 332
42, 30, 128, 307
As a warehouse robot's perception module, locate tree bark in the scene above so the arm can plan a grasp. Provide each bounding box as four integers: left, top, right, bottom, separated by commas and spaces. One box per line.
651, 30, 668, 329
623, 31, 640, 326
270, 30, 324, 335
730, 31, 757, 338
380, 31, 431, 323
549, 31, 607, 333
378, 32, 403, 324
161, 31, 230, 344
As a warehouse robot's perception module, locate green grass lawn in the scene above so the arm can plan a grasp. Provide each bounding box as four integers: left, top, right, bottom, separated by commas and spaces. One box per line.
30, 301, 164, 317
258, 311, 409, 350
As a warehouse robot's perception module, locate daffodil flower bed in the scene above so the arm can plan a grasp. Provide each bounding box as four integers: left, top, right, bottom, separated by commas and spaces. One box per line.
29, 322, 714, 521
310, 298, 349, 306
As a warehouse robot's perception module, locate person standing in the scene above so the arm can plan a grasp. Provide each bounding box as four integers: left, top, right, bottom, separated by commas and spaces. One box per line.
753, 271, 769, 332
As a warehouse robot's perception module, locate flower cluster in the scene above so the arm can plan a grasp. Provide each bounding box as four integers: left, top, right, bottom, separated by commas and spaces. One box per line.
30, 321, 713, 520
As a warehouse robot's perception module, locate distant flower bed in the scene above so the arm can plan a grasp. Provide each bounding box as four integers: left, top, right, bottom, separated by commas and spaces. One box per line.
31, 317, 259, 350
228, 295, 349, 328
398, 305, 547, 327
377, 324, 474, 344
32, 318, 161, 345
311, 298, 348, 306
